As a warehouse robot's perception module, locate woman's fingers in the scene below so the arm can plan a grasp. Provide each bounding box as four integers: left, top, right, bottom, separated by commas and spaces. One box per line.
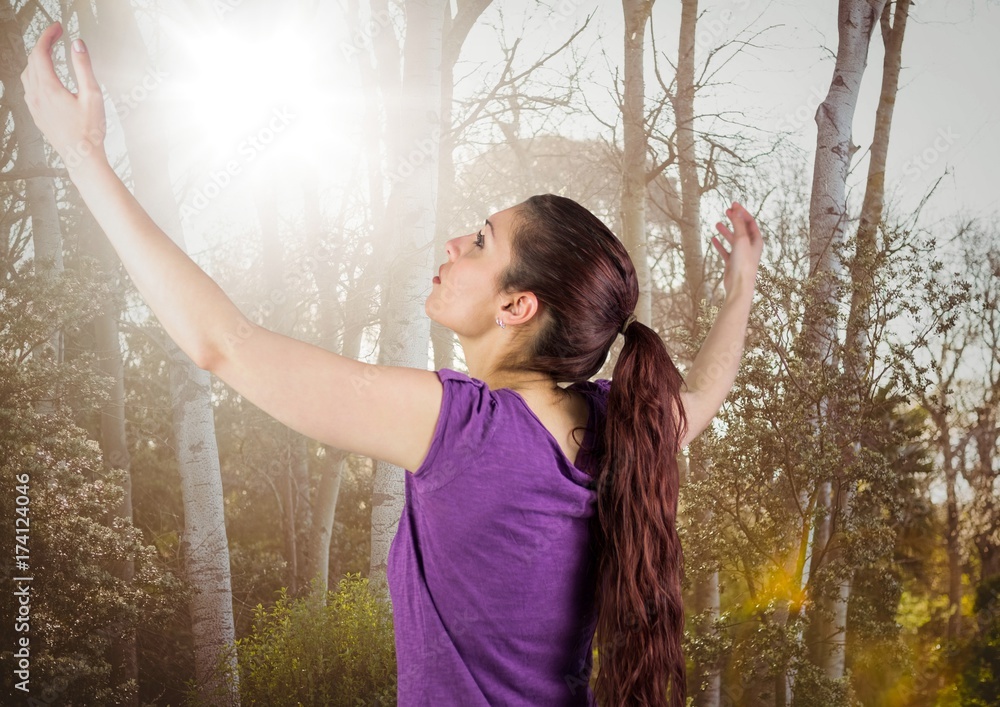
731, 202, 763, 245
69, 37, 101, 98
727, 203, 751, 241
26, 22, 66, 94
724, 203, 765, 257
715, 201, 764, 264
17, 22, 107, 167
711, 235, 730, 264
716, 218, 734, 243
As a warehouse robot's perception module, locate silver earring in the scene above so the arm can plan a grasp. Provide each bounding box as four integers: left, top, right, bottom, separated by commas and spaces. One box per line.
496, 316, 506, 329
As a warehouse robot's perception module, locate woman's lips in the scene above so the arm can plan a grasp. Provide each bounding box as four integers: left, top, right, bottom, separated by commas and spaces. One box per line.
433, 276, 440, 283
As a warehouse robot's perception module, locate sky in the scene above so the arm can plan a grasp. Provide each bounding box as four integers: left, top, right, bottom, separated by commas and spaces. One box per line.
135, 0, 999, 251
462, 0, 1000, 225
710, 0, 1000, 223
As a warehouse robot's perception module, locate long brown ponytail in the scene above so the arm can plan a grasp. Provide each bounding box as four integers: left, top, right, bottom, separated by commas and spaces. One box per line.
494, 194, 689, 705
591, 320, 688, 706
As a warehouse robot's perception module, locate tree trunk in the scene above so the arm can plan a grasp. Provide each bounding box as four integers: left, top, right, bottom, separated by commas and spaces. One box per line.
368, 0, 446, 598
87, 221, 139, 702
797, 0, 887, 693
433, 0, 492, 372
168, 354, 239, 704
620, 0, 654, 325
253, 180, 315, 596
675, 0, 708, 318
78, 6, 239, 702
838, 0, 910, 679
307, 450, 348, 595
672, 1, 724, 702
943, 435, 963, 641
305, 278, 366, 596
299, 168, 350, 597
969, 391, 1000, 604
0, 7, 65, 377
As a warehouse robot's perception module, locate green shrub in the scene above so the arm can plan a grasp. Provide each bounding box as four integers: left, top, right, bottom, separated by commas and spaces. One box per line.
957, 576, 1000, 706
231, 573, 396, 706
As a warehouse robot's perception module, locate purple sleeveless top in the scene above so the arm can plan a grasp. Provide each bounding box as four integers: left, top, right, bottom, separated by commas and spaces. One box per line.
387, 368, 611, 706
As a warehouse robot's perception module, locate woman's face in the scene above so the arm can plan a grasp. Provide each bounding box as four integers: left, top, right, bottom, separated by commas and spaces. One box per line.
426, 205, 519, 336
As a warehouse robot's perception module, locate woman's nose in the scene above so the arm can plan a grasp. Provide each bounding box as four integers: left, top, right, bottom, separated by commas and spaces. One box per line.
445, 233, 470, 260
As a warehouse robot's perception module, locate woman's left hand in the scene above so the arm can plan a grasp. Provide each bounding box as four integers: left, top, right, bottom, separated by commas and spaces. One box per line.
20, 22, 108, 172
711, 202, 764, 298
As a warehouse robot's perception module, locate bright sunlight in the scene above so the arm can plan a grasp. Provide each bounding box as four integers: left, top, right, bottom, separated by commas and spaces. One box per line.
150, 3, 362, 224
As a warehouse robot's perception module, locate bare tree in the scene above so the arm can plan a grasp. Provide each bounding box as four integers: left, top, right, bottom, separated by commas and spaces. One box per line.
0, 5, 64, 380
4, 4, 141, 698
367, 0, 446, 596
298, 165, 355, 598
797, 0, 887, 691
432, 0, 493, 372
621, 0, 655, 326
77, 3, 239, 701
669, 1, 725, 703
957, 237, 1000, 610
835, 0, 912, 676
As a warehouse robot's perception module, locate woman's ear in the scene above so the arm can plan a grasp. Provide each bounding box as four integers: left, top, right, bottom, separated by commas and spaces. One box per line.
506, 293, 545, 328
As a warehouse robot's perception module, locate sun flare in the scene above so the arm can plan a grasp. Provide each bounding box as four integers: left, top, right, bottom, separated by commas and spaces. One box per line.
152, 6, 362, 205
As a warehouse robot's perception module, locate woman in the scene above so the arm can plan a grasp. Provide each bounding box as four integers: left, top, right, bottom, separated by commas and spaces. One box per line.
21, 22, 763, 706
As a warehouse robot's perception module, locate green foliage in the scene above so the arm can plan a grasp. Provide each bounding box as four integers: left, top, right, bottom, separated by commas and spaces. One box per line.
674, 189, 956, 705
0, 261, 183, 703
788, 661, 855, 707
224, 573, 396, 706
957, 576, 1000, 705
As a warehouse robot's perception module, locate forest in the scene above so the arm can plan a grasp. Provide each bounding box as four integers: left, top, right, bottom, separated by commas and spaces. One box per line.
1, 0, 998, 705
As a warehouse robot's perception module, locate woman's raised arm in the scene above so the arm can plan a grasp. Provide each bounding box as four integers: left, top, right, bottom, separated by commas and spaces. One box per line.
21, 22, 234, 368
20, 22, 445, 472
677, 202, 763, 448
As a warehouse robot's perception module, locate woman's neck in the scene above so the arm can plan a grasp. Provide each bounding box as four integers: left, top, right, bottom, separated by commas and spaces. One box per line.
487, 373, 567, 401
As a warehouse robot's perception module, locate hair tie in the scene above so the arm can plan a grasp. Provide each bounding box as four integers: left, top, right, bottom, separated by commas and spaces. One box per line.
620, 312, 637, 335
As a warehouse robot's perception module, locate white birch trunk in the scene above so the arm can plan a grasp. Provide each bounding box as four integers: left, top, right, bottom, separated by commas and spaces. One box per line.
672, 0, 724, 703
1, 7, 65, 371
299, 169, 351, 597
837, 0, 910, 683
368, 0, 445, 597
796, 0, 887, 695
88, 226, 139, 701
78, 6, 239, 702
620, 0, 654, 325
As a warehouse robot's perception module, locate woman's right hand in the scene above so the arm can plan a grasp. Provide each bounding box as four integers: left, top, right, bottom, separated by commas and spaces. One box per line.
20, 21, 108, 172
711, 202, 763, 298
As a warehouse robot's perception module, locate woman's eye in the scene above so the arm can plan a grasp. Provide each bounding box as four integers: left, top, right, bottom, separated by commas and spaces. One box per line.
475, 231, 485, 248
